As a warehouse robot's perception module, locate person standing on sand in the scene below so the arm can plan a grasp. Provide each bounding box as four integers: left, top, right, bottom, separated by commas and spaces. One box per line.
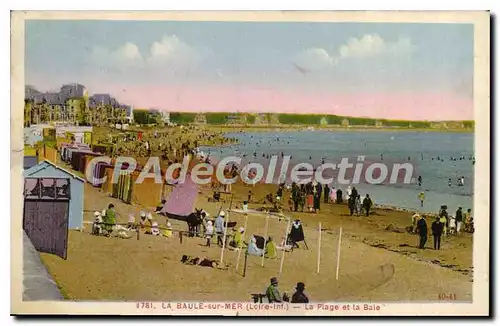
104, 204, 116, 236
298, 189, 305, 212
355, 195, 362, 216
455, 207, 463, 235
416, 215, 428, 249
215, 211, 225, 247
418, 192, 425, 207
205, 221, 214, 247
336, 188, 343, 204
431, 217, 444, 250
291, 183, 299, 212
314, 181, 322, 213
348, 195, 355, 216
351, 187, 358, 201
330, 186, 336, 203
362, 194, 373, 217
306, 183, 314, 213
324, 184, 330, 204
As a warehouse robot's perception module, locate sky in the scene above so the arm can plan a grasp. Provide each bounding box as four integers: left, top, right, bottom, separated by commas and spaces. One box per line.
25, 20, 474, 120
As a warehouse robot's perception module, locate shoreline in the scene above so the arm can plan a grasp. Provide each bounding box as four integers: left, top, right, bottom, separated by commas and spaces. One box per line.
207, 124, 474, 134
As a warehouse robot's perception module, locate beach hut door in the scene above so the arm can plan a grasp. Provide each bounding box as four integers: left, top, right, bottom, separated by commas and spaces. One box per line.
23, 178, 70, 259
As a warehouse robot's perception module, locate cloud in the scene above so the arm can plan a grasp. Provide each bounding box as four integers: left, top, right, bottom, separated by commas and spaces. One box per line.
294, 34, 415, 71
89, 35, 204, 75
148, 35, 204, 71
90, 42, 143, 71
339, 34, 414, 58
294, 48, 337, 71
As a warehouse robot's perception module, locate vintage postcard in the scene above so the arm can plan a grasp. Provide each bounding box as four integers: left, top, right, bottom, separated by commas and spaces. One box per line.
11, 11, 490, 316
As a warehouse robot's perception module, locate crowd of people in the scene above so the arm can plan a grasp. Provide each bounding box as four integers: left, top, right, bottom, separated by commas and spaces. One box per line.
97, 125, 235, 168
413, 205, 474, 250
266, 182, 375, 217
91, 203, 174, 239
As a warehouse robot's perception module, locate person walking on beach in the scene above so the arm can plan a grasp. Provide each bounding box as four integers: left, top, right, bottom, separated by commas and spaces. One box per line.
431, 217, 444, 250
448, 178, 452, 187
298, 189, 305, 212
205, 221, 214, 247
362, 194, 373, 217
324, 184, 330, 204
464, 208, 473, 232
104, 203, 116, 236
355, 195, 362, 216
346, 186, 352, 202
215, 211, 225, 247
439, 205, 449, 234
306, 182, 314, 212
336, 188, 343, 204
314, 182, 322, 213
418, 192, 425, 207
348, 195, 355, 216
455, 207, 463, 235
416, 215, 428, 249
291, 183, 299, 212
330, 186, 336, 203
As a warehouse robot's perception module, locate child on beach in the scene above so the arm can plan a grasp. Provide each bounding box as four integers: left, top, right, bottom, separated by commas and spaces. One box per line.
329, 186, 336, 203
205, 221, 214, 247
127, 214, 135, 230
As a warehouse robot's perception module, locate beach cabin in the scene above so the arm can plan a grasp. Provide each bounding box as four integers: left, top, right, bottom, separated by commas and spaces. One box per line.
23, 156, 38, 170
23, 124, 51, 146
56, 126, 93, 144
24, 160, 85, 231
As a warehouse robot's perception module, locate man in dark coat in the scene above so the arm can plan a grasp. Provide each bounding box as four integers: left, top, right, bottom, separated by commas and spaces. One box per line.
348, 195, 355, 216
351, 187, 359, 200
336, 188, 343, 204
291, 183, 299, 212
431, 216, 444, 250
291, 282, 309, 303
455, 207, 463, 235
314, 183, 322, 212
324, 184, 330, 204
416, 215, 428, 249
362, 194, 373, 217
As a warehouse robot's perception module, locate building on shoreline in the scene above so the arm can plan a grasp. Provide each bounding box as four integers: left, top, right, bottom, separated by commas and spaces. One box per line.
194, 113, 207, 125
24, 84, 130, 127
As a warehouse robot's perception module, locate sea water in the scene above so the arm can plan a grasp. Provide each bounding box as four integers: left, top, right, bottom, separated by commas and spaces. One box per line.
199, 130, 474, 213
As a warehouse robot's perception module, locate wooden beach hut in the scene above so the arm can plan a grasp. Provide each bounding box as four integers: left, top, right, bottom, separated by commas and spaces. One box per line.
23, 161, 85, 259
24, 160, 85, 230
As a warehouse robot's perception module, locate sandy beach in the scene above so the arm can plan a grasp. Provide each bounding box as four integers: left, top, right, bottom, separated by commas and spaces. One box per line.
39, 178, 473, 302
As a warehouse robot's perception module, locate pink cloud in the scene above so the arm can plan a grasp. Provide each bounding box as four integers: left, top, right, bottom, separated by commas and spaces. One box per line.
98, 83, 473, 121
